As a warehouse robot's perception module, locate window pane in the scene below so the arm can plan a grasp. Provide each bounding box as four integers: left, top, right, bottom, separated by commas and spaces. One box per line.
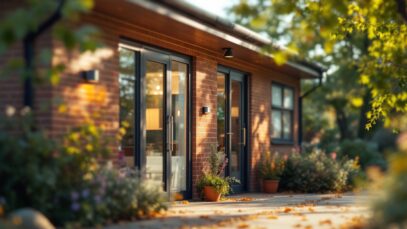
283, 111, 292, 140
230, 80, 242, 181
171, 61, 187, 192
217, 72, 226, 153
272, 85, 282, 107
119, 48, 135, 167
145, 61, 164, 185
271, 110, 282, 139
283, 88, 294, 109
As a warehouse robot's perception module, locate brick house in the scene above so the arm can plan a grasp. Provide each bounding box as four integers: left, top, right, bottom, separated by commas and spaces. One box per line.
0, 0, 323, 199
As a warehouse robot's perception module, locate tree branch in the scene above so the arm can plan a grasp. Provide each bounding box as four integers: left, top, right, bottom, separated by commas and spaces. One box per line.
395, 0, 407, 23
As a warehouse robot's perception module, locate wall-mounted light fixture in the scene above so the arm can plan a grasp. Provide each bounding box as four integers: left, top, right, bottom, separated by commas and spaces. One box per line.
81, 70, 99, 83
223, 48, 233, 58
202, 106, 211, 114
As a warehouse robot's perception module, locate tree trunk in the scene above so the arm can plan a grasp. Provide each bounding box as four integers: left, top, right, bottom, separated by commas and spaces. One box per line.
335, 107, 350, 141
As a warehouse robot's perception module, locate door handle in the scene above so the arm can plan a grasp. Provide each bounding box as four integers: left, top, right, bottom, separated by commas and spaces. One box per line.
167, 115, 174, 153
170, 115, 174, 152
242, 127, 246, 146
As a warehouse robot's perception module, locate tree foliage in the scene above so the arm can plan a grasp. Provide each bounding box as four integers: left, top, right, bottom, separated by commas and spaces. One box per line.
0, 0, 98, 85
229, 0, 406, 132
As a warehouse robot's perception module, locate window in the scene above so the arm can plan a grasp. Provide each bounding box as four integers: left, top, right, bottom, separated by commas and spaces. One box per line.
119, 47, 136, 167
271, 83, 294, 143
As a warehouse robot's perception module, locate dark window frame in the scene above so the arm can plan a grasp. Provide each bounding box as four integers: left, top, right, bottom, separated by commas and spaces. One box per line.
118, 39, 192, 199
271, 82, 294, 145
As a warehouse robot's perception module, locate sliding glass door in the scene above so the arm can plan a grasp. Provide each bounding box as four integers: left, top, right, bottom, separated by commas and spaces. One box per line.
217, 67, 248, 193
119, 43, 190, 198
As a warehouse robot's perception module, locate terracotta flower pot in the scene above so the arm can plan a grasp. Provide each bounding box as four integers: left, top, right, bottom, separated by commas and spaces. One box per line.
203, 186, 221, 201
263, 180, 279, 193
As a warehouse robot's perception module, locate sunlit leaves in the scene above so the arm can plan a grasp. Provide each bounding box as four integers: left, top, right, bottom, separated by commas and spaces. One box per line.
230, 0, 406, 131
351, 97, 364, 108
273, 51, 289, 65
330, 1, 407, 128
250, 14, 268, 29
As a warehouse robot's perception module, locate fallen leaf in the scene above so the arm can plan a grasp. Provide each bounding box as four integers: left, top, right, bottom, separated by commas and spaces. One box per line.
181, 200, 189, 205
237, 223, 250, 228
238, 197, 254, 201
319, 219, 332, 225
283, 207, 293, 213
173, 193, 184, 201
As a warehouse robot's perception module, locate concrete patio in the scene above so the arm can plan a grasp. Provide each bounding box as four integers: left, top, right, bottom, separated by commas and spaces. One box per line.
106, 192, 372, 229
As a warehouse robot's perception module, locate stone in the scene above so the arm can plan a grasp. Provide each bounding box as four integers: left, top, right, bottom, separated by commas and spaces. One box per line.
7, 208, 55, 229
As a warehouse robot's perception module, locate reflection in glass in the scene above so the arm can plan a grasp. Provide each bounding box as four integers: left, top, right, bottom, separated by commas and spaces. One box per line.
282, 111, 292, 140
145, 61, 164, 185
171, 61, 187, 192
283, 88, 294, 109
217, 73, 226, 153
119, 48, 135, 167
272, 110, 282, 138
230, 80, 242, 180
272, 85, 282, 107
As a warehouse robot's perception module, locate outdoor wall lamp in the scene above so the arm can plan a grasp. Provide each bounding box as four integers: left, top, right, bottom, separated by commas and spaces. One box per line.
202, 106, 211, 114
223, 48, 233, 58
81, 70, 99, 83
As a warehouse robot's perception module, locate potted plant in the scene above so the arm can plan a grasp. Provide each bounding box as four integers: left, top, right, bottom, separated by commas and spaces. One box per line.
196, 145, 240, 201
257, 152, 285, 193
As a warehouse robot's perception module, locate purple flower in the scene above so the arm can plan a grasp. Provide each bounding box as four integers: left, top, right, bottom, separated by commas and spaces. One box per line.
70, 191, 79, 201
81, 189, 90, 198
71, 202, 80, 212
94, 195, 102, 204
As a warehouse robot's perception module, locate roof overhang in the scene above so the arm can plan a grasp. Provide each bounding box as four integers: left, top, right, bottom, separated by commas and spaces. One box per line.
94, 0, 324, 79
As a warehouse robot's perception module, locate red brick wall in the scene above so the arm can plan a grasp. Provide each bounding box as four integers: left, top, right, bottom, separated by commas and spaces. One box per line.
191, 56, 218, 198
50, 34, 120, 142
1, 4, 302, 197
247, 71, 300, 191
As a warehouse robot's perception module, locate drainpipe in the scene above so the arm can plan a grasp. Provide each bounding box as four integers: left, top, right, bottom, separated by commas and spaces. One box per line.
23, 0, 65, 109
298, 75, 323, 147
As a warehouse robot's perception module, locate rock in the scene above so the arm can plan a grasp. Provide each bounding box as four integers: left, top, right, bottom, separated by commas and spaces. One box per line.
7, 208, 55, 229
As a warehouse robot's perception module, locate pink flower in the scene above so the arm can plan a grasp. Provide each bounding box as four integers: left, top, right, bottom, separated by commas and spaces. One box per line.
330, 152, 337, 160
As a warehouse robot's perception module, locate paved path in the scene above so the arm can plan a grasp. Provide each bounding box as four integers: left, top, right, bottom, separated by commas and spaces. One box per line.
106, 193, 371, 229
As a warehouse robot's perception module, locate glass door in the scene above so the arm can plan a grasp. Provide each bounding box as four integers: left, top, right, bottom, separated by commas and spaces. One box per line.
170, 60, 188, 193
119, 43, 190, 198
142, 52, 168, 190
217, 67, 247, 193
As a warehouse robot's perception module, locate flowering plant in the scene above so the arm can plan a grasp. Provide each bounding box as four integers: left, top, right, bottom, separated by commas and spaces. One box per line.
196, 145, 240, 197
258, 152, 286, 180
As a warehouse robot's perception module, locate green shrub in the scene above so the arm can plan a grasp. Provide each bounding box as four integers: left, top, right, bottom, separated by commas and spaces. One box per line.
257, 152, 285, 180
0, 114, 167, 227
339, 139, 386, 170
279, 151, 360, 193
370, 128, 397, 152
57, 167, 167, 227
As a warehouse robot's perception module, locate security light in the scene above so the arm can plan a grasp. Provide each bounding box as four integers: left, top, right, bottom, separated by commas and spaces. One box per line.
223, 48, 233, 58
